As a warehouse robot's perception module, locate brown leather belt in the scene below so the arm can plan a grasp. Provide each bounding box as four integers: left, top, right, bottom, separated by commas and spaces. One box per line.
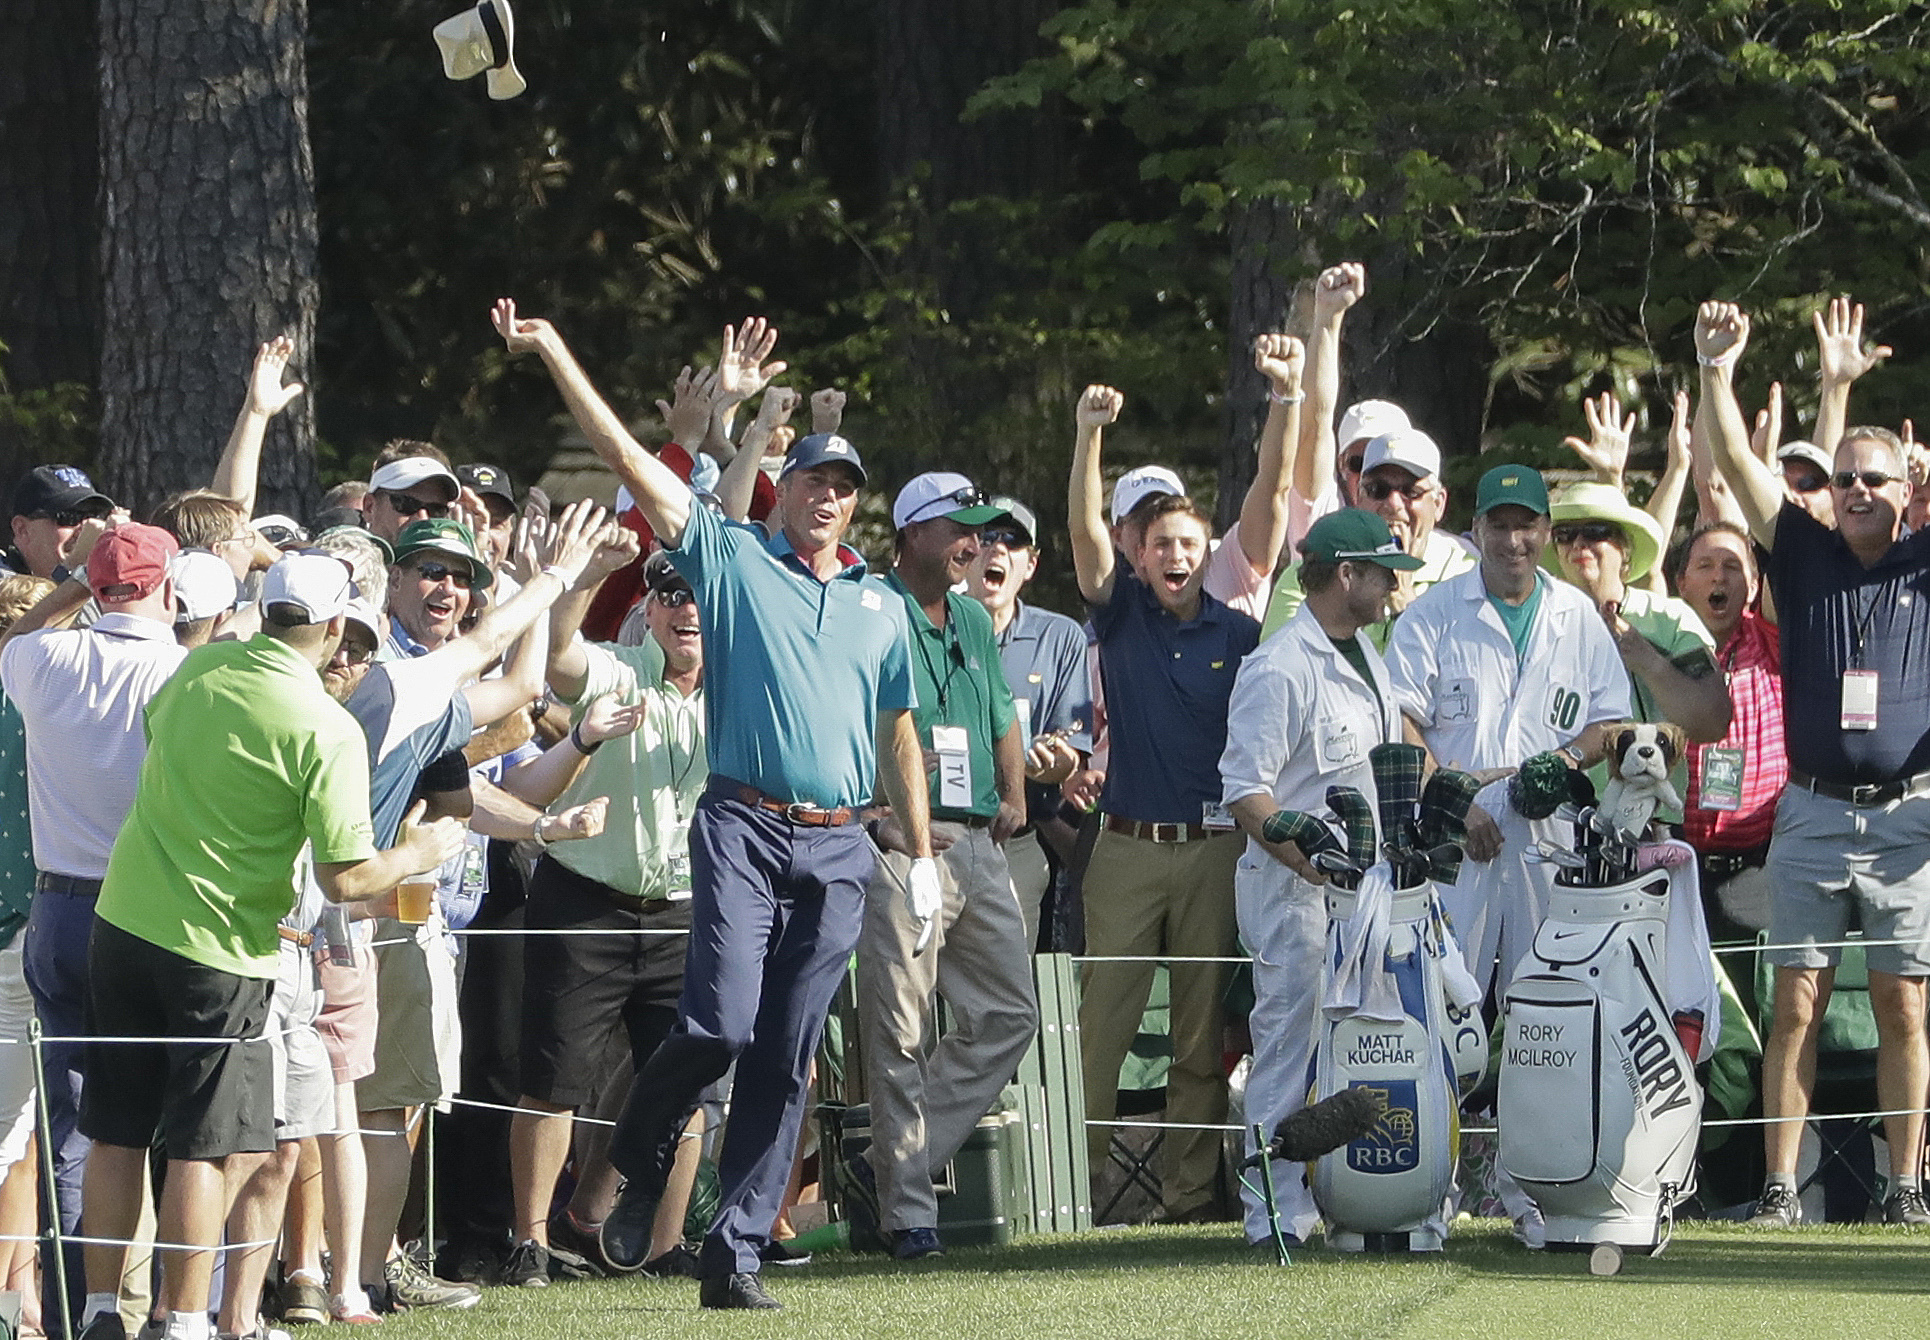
1105, 815, 1209, 844
709, 776, 855, 828
1789, 767, 1930, 808
278, 927, 315, 947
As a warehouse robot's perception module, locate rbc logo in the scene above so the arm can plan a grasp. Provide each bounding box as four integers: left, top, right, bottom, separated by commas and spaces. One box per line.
1345, 1080, 1420, 1175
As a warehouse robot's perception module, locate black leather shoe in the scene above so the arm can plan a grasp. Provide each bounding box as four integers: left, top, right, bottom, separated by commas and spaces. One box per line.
599, 1177, 663, 1273
699, 1272, 782, 1310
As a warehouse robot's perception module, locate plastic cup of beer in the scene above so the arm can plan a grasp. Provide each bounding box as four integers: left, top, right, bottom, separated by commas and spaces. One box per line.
396, 878, 436, 925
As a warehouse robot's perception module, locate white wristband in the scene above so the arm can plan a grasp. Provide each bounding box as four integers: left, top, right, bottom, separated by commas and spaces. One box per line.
540, 564, 573, 583
1268, 387, 1305, 405
1695, 348, 1738, 369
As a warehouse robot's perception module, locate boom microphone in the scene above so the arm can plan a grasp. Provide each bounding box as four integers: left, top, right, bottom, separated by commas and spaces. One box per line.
1242, 1086, 1386, 1168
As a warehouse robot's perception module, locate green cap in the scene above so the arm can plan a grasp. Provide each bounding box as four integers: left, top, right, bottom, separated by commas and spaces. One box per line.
1473, 464, 1550, 517
1300, 508, 1424, 571
391, 518, 493, 589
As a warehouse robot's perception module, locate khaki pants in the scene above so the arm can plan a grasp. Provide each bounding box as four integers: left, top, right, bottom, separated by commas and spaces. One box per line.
1079, 827, 1240, 1218
1005, 827, 1052, 951
858, 826, 1039, 1232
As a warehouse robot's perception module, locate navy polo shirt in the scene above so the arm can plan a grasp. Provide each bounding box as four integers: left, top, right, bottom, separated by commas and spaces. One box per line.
669, 502, 917, 809
1766, 500, 1930, 785
995, 599, 1093, 826
1090, 561, 1260, 824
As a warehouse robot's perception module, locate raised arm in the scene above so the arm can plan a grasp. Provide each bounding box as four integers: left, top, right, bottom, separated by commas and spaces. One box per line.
1294, 262, 1364, 499
1750, 380, 1783, 466
212, 336, 304, 514
1694, 302, 1782, 548
719, 386, 798, 521
547, 523, 641, 704
707, 318, 786, 465
1639, 390, 1693, 594
499, 695, 645, 807
1813, 295, 1891, 460
1563, 390, 1634, 490
493, 298, 694, 546
1236, 333, 1305, 573
445, 498, 602, 696
1069, 385, 1124, 605
811, 388, 847, 437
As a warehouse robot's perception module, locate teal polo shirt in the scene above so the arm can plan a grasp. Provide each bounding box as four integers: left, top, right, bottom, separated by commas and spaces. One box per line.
669, 503, 917, 809
883, 571, 1017, 819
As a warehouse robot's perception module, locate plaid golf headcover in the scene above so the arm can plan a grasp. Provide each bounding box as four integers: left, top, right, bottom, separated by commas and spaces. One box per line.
1324, 785, 1380, 872
1370, 742, 1427, 850
1414, 766, 1486, 884
1260, 808, 1344, 858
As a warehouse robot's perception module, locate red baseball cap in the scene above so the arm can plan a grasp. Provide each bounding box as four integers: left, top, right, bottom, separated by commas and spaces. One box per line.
88, 523, 180, 601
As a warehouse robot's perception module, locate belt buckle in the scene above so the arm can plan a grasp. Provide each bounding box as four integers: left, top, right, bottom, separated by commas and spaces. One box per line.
1153, 822, 1179, 844
783, 802, 817, 823
1851, 782, 1885, 806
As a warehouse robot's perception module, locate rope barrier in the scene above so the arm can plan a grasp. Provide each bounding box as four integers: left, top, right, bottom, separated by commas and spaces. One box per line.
442, 1094, 617, 1129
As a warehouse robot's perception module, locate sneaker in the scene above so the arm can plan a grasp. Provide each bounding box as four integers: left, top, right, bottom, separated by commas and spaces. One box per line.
547, 1211, 612, 1276
889, 1226, 944, 1260
499, 1239, 550, 1289
600, 1176, 664, 1274
381, 1253, 482, 1310
758, 1239, 813, 1268
280, 1277, 328, 1326
1511, 1207, 1546, 1250
328, 1295, 382, 1325
640, 1242, 701, 1278
1883, 1185, 1930, 1226
698, 1272, 782, 1311
1748, 1181, 1801, 1228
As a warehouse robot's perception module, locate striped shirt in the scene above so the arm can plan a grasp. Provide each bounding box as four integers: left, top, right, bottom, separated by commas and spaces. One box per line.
1683, 612, 1784, 853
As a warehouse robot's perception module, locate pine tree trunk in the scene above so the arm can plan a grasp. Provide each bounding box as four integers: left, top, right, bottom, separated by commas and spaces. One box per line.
97, 0, 318, 516
0, 0, 100, 474
1218, 198, 1302, 533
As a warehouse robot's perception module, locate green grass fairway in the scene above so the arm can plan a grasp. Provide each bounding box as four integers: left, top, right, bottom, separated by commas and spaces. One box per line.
371, 1220, 1930, 1340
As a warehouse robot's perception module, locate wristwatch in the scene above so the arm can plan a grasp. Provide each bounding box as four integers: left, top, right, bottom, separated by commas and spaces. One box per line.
1558, 744, 1585, 768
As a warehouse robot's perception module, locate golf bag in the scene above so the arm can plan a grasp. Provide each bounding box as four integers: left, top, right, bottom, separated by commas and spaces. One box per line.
1307, 867, 1483, 1253
1497, 867, 1702, 1252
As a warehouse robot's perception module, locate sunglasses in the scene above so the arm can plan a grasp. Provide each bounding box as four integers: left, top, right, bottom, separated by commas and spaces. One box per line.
37, 507, 110, 529
979, 526, 1031, 550
1785, 472, 1829, 494
654, 587, 695, 608
334, 640, 376, 666
412, 560, 474, 589
1551, 522, 1624, 546
383, 491, 452, 518
906, 486, 988, 525
1340, 454, 1366, 476
1832, 470, 1901, 491
1361, 477, 1431, 503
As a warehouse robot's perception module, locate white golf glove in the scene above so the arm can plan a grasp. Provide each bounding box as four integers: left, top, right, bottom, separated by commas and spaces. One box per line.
907, 856, 943, 954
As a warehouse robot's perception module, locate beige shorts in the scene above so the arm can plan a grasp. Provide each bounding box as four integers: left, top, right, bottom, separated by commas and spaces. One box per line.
355, 916, 461, 1112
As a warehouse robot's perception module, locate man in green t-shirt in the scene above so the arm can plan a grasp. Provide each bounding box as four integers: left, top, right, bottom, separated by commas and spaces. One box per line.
75, 554, 465, 1340
849, 473, 1035, 1262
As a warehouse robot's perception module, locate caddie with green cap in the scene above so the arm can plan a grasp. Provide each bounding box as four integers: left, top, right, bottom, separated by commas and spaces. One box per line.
1218, 505, 1413, 1246
387, 517, 494, 659
390, 517, 493, 590
1384, 467, 1632, 1249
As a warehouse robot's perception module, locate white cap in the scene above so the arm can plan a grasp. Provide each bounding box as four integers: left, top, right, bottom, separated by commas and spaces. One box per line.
368, 457, 460, 499
170, 550, 240, 623
1776, 440, 1833, 476
431, 0, 527, 100
1109, 465, 1185, 525
342, 596, 384, 644
890, 472, 1002, 531
260, 553, 355, 624
1336, 399, 1411, 450
1360, 428, 1442, 481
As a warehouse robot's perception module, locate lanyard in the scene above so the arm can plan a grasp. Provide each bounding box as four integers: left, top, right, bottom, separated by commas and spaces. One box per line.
913, 611, 964, 714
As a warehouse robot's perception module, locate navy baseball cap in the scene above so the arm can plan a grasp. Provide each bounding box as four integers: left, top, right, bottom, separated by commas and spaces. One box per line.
779, 433, 866, 485
12, 465, 112, 520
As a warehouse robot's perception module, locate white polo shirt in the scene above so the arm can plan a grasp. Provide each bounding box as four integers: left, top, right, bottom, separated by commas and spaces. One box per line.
0, 613, 188, 879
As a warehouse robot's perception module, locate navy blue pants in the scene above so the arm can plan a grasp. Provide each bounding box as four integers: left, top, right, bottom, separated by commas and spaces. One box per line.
608, 793, 873, 1278
22, 881, 97, 1336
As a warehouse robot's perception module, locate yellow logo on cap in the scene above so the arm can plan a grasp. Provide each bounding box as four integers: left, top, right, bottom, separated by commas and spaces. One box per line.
1502, 474, 1520, 485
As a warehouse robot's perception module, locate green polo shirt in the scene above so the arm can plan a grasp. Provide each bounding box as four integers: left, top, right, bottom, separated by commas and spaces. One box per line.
884, 571, 1017, 819
548, 636, 708, 899
98, 634, 376, 979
